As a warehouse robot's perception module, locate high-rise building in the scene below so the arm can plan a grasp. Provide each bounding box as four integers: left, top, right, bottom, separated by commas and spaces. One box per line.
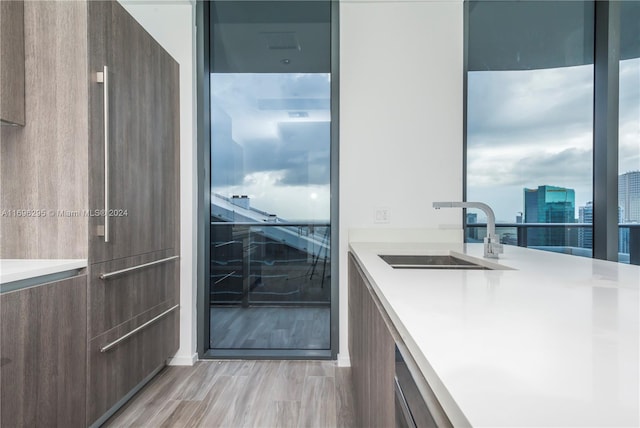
523, 185, 576, 246
578, 201, 626, 252
523, 188, 538, 223
466, 213, 479, 241
578, 202, 593, 249
619, 171, 640, 223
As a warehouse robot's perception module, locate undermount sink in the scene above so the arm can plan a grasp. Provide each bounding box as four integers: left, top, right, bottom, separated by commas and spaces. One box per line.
379, 254, 491, 270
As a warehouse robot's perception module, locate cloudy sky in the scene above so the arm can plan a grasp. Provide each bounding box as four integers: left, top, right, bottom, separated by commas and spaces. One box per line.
211, 73, 331, 221
210, 60, 638, 224
467, 58, 640, 223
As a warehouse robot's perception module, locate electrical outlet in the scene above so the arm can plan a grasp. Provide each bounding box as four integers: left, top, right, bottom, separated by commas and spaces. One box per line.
374, 208, 390, 224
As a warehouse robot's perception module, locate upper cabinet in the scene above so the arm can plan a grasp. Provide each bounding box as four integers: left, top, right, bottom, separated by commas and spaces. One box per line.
0, 0, 25, 126
0, 0, 179, 261
87, 0, 180, 263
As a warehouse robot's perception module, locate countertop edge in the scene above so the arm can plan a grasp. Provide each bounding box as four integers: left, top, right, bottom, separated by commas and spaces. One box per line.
0, 259, 88, 291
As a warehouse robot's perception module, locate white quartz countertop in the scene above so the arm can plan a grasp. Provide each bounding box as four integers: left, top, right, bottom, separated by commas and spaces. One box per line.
0, 259, 87, 284
349, 242, 639, 427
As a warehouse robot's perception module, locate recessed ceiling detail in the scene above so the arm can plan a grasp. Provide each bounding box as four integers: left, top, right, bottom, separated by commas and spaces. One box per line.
262, 32, 300, 51
210, 1, 330, 73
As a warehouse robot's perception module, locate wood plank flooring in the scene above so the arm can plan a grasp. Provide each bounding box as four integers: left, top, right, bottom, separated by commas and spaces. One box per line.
104, 360, 356, 428
210, 307, 330, 350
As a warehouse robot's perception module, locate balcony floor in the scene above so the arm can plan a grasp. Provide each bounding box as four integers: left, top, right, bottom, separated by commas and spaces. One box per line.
210, 306, 330, 350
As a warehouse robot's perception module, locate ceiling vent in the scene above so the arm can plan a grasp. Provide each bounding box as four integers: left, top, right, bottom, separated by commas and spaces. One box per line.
262, 32, 300, 50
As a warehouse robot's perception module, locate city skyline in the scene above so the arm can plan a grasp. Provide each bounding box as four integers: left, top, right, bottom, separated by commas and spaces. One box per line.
467, 58, 639, 223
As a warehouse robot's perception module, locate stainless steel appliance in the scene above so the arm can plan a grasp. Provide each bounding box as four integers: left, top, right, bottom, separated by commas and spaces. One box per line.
394, 346, 437, 428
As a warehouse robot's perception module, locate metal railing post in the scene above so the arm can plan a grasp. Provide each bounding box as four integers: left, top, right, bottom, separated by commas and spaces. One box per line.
517, 227, 528, 248
242, 228, 250, 308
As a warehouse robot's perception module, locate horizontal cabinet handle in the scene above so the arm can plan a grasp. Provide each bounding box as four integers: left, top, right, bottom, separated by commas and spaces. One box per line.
100, 304, 179, 353
99, 255, 179, 280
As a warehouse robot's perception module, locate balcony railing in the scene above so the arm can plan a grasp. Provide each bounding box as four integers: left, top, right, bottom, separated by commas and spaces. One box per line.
210, 222, 331, 306
465, 223, 640, 265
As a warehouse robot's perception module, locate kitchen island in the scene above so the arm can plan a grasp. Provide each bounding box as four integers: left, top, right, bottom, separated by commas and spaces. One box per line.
349, 242, 639, 427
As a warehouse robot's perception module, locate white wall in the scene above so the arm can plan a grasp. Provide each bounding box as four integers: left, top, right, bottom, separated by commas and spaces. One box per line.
118, 0, 198, 365
338, 0, 464, 365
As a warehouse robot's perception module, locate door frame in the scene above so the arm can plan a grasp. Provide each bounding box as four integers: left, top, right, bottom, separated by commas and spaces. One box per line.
196, 0, 340, 360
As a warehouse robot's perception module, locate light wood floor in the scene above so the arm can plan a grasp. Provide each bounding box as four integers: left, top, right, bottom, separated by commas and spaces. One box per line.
104, 360, 356, 428
210, 307, 330, 350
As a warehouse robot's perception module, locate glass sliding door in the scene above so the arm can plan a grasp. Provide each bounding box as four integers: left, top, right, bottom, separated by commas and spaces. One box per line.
207, 2, 334, 356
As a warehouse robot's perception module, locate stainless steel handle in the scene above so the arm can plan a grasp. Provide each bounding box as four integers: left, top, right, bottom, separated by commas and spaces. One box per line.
100, 304, 179, 353
99, 255, 180, 280
97, 66, 110, 242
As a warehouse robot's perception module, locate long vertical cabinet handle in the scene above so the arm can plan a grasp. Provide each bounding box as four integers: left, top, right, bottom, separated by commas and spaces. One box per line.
97, 66, 110, 242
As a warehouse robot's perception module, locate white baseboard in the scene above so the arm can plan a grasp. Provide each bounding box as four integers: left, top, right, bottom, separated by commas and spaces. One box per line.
168, 352, 198, 366
337, 353, 351, 367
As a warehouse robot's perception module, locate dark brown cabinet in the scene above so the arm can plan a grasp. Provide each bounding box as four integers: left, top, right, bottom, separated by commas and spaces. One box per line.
87, 0, 180, 264
0, 275, 87, 427
84, 2, 180, 426
0, 1, 180, 426
88, 251, 178, 339
87, 301, 178, 424
349, 254, 396, 427
0, 0, 25, 126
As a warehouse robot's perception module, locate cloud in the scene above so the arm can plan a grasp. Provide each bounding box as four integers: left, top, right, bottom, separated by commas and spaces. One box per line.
214, 171, 330, 221
467, 58, 639, 221
468, 65, 594, 149
619, 58, 640, 173
210, 73, 331, 192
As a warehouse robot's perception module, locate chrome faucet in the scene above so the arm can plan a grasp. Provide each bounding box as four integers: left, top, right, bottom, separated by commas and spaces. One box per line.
432, 201, 504, 259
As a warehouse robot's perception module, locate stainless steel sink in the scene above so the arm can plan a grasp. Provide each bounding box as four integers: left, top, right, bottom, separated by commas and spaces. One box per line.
379, 254, 490, 270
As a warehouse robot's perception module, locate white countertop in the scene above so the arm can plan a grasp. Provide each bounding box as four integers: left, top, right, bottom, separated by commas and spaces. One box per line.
0, 259, 87, 284
349, 242, 639, 427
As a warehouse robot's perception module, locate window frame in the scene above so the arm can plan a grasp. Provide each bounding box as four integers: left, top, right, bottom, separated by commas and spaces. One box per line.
463, 0, 627, 263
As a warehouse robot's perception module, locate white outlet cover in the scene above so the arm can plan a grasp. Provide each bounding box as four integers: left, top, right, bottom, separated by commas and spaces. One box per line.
374, 207, 390, 224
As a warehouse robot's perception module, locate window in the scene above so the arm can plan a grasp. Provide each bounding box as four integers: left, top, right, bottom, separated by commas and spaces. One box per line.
465, 0, 639, 264
206, 1, 337, 358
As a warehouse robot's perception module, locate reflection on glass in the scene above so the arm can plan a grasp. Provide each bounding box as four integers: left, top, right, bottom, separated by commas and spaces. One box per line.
209, 73, 331, 350
466, 1, 594, 257
211, 73, 330, 222
210, 223, 330, 349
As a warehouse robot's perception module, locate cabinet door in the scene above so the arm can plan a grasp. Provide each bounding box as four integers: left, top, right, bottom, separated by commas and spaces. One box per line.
0, 0, 25, 125
89, 0, 179, 263
0, 276, 87, 427
88, 250, 179, 339
87, 304, 179, 425
349, 254, 395, 427
349, 254, 369, 425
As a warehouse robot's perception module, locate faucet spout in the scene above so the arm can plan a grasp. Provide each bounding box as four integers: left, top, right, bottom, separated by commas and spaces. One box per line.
432, 201, 503, 259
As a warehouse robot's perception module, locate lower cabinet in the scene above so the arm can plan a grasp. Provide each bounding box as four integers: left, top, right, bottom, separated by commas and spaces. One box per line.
86, 253, 180, 426
0, 275, 87, 427
87, 303, 179, 425
88, 251, 179, 338
349, 254, 395, 427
